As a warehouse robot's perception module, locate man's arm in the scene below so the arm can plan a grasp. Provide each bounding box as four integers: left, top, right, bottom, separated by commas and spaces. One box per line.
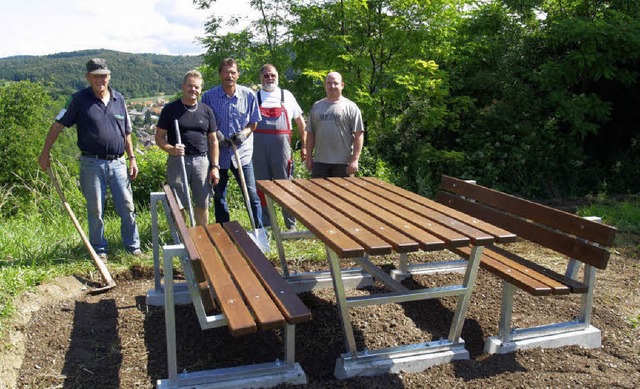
347, 131, 364, 175
295, 116, 307, 161
124, 133, 138, 180
207, 131, 220, 185
155, 127, 185, 156
305, 131, 315, 171
38, 121, 65, 170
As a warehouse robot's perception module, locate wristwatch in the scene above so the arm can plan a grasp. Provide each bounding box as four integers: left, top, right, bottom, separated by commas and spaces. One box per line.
212, 164, 220, 169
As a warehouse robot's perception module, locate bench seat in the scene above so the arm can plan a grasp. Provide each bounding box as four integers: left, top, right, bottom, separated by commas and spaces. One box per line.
153, 185, 311, 388
436, 175, 616, 354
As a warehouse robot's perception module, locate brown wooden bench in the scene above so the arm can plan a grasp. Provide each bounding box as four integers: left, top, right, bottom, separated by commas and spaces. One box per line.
436, 175, 617, 354
156, 184, 311, 388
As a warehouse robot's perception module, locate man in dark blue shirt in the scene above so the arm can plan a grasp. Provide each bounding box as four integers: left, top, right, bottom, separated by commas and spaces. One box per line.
38, 58, 141, 260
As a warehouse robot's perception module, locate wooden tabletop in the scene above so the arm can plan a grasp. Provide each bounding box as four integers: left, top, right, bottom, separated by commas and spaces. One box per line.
257, 177, 515, 258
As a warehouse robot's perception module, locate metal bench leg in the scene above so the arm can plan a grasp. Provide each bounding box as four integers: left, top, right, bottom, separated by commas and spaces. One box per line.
266, 196, 289, 277
498, 282, 516, 342
327, 247, 358, 357
162, 245, 183, 385
284, 323, 296, 366
579, 264, 597, 325
449, 245, 483, 342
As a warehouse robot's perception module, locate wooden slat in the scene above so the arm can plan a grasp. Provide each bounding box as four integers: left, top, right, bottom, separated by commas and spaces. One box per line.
437, 192, 611, 270
488, 245, 588, 294
275, 180, 393, 255
363, 177, 517, 244
439, 175, 617, 246
257, 180, 365, 258
205, 224, 285, 331
349, 177, 496, 246
163, 185, 217, 313
295, 180, 420, 253
188, 226, 256, 337
452, 246, 557, 296
328, 178, 469, 248
224, 221, 312, 325
307, 179, 444, 251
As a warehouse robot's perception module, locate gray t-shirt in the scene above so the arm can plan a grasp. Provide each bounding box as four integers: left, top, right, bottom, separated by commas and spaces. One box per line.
307, 97, 364, 164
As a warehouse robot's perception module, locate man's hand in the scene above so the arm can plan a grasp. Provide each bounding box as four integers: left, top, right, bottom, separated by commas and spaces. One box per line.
129, 158, 139, 180
216, 131, 231, 147
230, 131, 247, 145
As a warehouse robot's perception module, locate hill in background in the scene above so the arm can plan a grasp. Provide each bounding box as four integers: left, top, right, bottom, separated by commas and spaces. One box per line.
0, 49, 203, 100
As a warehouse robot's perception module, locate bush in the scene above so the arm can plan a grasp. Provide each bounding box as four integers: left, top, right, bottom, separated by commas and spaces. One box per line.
131, 146, 168, 207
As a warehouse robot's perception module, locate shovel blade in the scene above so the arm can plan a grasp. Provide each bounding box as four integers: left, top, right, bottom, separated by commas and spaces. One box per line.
248, 228, 270, 254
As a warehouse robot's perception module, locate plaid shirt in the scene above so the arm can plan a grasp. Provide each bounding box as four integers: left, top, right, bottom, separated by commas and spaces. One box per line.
201, 85, 261, 169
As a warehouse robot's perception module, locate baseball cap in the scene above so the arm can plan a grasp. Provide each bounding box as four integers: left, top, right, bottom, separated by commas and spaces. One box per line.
86, 58, 111, 75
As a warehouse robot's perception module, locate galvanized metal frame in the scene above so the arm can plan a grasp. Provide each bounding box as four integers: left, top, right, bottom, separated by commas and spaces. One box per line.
483, 216, 605, 354
265, 194, 486, 379
148, 192, 307, 388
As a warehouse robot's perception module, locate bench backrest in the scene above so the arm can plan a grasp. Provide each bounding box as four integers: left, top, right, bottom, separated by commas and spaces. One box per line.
163, 185, 218, 314
437, 176, 617, 270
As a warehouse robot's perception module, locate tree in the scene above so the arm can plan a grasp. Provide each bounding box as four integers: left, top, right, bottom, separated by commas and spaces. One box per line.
0, 81, 57, 186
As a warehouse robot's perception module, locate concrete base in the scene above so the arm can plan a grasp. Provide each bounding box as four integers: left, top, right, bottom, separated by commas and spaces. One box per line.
146, 283, 191, 307
484, 325, 602, 354
334, 341, 469, 380
157, 362, 307, 389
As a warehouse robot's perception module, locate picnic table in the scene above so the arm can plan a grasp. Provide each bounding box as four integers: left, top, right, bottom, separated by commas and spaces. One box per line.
257, 177, 515, 379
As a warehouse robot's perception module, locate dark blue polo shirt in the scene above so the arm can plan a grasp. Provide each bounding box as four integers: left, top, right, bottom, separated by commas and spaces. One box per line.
58, 87, 131, 156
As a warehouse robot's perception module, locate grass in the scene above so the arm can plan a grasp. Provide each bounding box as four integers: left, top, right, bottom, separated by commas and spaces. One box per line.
1, 186, 639, 338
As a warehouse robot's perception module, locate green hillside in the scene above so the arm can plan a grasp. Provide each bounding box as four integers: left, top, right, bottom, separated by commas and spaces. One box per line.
0, 49, 202, 99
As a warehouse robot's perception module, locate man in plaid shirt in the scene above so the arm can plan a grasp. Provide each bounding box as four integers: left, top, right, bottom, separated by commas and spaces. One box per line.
202, 58, 263, 226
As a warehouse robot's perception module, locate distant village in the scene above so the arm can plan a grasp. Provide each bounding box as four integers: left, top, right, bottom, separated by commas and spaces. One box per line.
127, 97, 167, 148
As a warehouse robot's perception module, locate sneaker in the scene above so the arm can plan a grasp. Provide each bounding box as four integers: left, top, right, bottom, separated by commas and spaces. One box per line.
98, 253, 108, 263
131, 249, 143, 257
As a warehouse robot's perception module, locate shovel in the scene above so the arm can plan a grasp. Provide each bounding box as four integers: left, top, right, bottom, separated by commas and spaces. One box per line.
230, 142, 270, 253
46, 167, 116, 294
174, 119, 195, 227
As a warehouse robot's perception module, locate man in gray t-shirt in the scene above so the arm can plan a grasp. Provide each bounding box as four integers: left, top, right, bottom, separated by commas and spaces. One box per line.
305, 72, 364, 178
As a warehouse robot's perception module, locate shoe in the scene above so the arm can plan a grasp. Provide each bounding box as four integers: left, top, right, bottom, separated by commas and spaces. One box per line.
131, 249, 143, 257
286, 226, 297, 232
98, 253, 108, 263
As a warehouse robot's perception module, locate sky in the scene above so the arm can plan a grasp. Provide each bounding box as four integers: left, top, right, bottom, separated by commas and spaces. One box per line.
0, 0, 257, 58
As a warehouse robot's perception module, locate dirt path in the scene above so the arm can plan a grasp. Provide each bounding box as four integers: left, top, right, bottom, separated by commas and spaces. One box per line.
3, 243, 639, 388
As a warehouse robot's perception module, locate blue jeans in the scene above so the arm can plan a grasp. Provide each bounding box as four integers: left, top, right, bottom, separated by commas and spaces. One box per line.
79, 156, 140, 254
214, 161, 263, 228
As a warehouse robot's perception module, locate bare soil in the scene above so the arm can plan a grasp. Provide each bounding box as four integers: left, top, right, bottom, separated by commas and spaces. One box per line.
3, 240, 639, 388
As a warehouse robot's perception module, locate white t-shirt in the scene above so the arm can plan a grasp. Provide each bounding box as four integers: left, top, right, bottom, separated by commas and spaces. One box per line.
257, 87, 303, 127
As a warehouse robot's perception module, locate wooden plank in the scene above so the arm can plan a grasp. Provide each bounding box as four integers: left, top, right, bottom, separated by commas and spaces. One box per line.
363, 177, 516, 244
437, 192, 611, 270
329, 178, 470, 248
451, 246, 554, 296
489, 245, 588, 294
349, 177, 496, 246
205, 224, 285, 331
275, 180, 393, 255
295, 179, 420, 253
188, 226, 256, 337
224, 221, 312, 325
439, 175, 617, 246
257, 180, 365, 258
307, 179, 445, 251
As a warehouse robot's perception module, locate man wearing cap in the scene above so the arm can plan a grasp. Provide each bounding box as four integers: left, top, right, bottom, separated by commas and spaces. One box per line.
38, 58, 141, 260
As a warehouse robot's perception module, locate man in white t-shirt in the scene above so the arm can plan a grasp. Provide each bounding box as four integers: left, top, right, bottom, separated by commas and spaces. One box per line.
306, 71, 364, 178
253, 64, 306, 230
